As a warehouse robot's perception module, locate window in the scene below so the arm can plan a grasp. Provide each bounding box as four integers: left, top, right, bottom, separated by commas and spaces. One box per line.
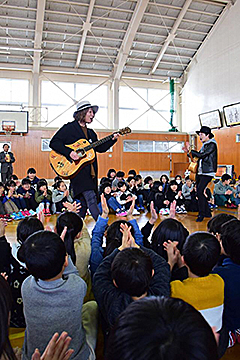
123, 140, 184, 153
119, 86, 176, 131
41, 81, 108, 129
0, 79, 29, 110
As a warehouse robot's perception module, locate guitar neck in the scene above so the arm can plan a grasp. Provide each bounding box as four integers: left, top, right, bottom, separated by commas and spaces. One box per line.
77, 132, 117, 153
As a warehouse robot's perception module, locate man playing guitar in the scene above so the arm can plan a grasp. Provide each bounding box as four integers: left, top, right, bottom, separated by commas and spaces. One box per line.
50, 100, 119, 220
185, 126, 218, 222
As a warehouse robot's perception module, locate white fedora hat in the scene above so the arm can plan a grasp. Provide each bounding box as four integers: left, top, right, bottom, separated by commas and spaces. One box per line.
75, 100, 99, 114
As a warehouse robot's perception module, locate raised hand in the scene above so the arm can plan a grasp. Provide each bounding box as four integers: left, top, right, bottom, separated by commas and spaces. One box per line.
31, 332, 74, 360
63, 201, 81, 213
100, 193, 109, 219
1, 272, 8, 281
37, 210, 45, 225
163, 240, 180, 271
170, 200, 176, 218
149, 201, 158, 225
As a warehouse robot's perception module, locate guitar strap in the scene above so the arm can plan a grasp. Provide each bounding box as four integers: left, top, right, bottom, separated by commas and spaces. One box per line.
81, 126, 96, 178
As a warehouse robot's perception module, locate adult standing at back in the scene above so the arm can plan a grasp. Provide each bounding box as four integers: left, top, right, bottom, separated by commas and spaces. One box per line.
0, 143, 15, 184
50, 100, 119, 220
186, 126, 218, 222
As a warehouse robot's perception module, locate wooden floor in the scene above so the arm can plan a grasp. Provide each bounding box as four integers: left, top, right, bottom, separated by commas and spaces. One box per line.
5, 207, 240, 360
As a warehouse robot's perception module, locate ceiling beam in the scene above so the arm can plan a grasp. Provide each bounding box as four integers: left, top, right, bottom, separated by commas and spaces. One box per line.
112, 0, 149, 81
149, 0, 193, 75
33, 0, 46, 74
75, 0, 95, 68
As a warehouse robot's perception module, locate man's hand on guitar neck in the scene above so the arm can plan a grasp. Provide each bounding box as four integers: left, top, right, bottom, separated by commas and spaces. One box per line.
70, 151, 80, 160
112, 133, 120, 140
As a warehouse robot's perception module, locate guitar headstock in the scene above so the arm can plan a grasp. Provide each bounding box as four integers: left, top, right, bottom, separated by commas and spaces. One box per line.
118, 127, 131, 135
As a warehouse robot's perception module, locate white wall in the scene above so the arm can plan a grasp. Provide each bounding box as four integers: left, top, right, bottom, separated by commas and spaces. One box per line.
182, 1, 240, 132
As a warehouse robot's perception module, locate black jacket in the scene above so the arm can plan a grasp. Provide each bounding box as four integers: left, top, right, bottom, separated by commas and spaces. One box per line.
191, 140, 217, 174
49, 120, 116, 196
0, 151, 15, 174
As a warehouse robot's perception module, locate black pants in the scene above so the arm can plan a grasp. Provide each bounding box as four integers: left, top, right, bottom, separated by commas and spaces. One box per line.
196, 175, 212, 218
76, 190, 100, 221
1, 168, 12, 184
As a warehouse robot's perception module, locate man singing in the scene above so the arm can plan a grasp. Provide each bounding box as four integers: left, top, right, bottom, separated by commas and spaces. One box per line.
187, 126, 218, 222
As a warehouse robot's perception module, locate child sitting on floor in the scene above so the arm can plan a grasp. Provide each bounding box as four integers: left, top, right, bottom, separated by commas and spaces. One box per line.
35, 179, 52, 215
21, 230, 97, 360
147, 181, 166, 214
26, 167, 39, 189
169, 232, 224, 332
116, 181, 139, 215
92, 223, 170, 334
1, 181, 23, 220
165, 180, 187, 214
52, 180, 73, 213
212, 219, 240, 348
17, 178, 37, 211
99, 181, 127, 217
5, 180, 31, 217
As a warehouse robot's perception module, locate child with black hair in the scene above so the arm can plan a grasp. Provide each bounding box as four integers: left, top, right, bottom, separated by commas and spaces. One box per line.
112, 171, 125, 191
10, 174, 21, 188
5, 180, 30, 217
51, 175, 63, 190
0, 275, 74, 360
207, 213, 236, 236
17, 178, 37, 212
10, 217, 44, 328
35, 179, 52, 216
52, 180, 73, 213
116, 181, 139, 215
106, 168, 116, 184
22, 230, 97, 360
92, 223, 170, 334
214, 173, 237, 208
134, 175, 145, 210
175, 174, 183, 191
147, 181, 166, 214
212, 219, 240, 347
90, 194, 143, 275
165, 180, 187, 214
169, 232, 224, 332
127, 169, 137, 178
56, 211, 93, 301
160, 174, 169, 194
126, 176, 144, 212
0, 182, 23, 221
26, 167, 39, 189
105, 296, 219, 360
99, 182, 127, 217
149, 218, 189, 281
182, 177, 194, 211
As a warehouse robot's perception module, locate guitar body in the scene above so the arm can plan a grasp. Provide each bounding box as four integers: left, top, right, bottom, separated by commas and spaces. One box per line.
49, 127, 131, 179
49, 139, 95, 179
188, 155, 199, 182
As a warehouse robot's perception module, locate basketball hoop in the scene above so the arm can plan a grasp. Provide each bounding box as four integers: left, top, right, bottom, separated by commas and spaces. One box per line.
2, 125, 15, 135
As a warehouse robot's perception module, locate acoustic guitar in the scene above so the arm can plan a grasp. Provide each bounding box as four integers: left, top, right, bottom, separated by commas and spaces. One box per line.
49, 127, 131, 179
183, 141, 199, 181
188, 152, 199, 181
